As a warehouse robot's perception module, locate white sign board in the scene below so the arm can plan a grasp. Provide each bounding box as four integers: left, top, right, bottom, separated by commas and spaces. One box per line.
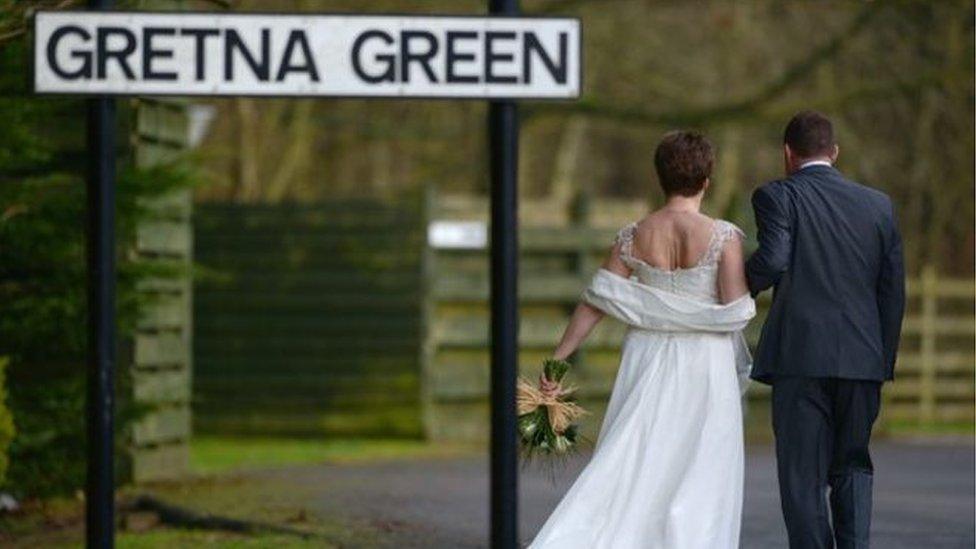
33, 11, 581, 98
428, 220, 488, 249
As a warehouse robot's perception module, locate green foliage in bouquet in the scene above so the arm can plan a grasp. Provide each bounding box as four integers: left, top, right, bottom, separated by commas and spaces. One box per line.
516, 359, 587, 460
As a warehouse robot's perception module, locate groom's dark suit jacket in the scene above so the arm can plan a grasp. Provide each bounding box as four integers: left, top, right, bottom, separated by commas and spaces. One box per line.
746, 164, 905, 384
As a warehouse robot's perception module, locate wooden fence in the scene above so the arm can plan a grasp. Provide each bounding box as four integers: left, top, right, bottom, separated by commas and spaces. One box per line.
885, 266, 974, 424
193, 198, 426, 438
191, 192, 972, 442
425, 196, 975, 440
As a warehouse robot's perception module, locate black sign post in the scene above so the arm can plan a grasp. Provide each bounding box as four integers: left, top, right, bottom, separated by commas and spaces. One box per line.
488, 1, 520, 546
34, 7, 579, 548
85, 0, 116, 547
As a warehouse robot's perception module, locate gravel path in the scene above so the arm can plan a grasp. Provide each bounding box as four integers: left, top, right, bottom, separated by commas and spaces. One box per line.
277, 440, 974, 548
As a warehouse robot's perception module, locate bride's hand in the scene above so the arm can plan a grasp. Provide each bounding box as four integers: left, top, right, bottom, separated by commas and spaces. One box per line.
539, 373, 560, 398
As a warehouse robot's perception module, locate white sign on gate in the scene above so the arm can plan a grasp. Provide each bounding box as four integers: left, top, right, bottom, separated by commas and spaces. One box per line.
428, 220, 488, 249
33, 11, 581, 99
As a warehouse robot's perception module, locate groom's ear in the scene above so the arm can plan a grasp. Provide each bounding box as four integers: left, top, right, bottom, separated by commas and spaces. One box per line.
830, 144, 840, 163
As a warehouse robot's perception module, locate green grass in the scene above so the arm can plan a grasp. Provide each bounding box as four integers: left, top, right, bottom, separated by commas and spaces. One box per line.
0, 497, 82, 547
116, 529, 332, 548
5, 474, 376, 548
191, 436, 478, 475
6, 528, 334, 549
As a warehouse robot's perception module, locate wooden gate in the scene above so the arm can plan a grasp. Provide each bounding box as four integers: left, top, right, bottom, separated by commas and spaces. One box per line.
193, 198, 426, 438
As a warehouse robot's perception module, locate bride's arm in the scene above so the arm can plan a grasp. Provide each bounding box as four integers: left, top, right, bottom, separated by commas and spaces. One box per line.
552, 241, 632, 360
552, 303, 604, 361
718, 234, 749, 304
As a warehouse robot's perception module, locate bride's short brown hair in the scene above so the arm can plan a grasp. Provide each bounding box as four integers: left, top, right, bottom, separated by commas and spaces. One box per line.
654, 131, 714, 197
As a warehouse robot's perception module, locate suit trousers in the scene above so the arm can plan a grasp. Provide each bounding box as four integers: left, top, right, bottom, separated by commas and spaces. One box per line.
771, 377, 882, 549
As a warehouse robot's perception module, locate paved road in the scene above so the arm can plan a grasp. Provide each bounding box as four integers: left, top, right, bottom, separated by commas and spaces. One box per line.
287, 440, 974, 548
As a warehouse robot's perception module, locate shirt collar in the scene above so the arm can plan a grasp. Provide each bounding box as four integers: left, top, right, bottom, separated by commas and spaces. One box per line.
798, 159, 833, 170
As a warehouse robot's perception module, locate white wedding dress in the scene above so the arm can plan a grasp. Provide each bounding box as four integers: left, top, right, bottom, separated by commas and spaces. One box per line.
528, 220, 756, 549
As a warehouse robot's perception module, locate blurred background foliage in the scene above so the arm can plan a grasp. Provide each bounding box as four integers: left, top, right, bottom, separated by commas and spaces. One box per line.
195, 0, 974, 276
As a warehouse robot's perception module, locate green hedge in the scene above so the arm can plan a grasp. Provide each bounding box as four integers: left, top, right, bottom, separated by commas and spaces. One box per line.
0, 27, 196, 495
0, 358, 14, 485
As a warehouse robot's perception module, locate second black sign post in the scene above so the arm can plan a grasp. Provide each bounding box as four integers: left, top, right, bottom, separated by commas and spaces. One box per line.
488, 3, 520, 549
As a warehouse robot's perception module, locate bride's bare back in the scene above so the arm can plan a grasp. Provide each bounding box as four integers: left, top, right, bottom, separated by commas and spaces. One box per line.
604, 210, 749, 304
630, 210, 716, 271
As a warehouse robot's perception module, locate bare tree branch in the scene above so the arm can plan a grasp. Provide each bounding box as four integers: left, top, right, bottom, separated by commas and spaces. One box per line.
526, 1, 882, 127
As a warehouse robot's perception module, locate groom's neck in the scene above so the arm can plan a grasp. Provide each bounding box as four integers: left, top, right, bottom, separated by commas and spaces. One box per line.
789, 156, 833, 175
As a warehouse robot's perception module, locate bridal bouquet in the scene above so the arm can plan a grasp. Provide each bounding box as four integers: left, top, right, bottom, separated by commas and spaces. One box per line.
516, 358, 588, 458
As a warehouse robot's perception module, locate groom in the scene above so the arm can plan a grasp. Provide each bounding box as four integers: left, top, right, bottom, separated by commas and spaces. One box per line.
746, 111, 905, 549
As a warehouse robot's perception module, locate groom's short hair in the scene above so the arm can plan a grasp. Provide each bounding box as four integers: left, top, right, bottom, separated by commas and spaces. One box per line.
654, 130, 714, 197
784, 111, 835, 158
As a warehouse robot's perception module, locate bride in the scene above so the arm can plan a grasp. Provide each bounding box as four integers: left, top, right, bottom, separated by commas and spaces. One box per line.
528, 131, 756, 549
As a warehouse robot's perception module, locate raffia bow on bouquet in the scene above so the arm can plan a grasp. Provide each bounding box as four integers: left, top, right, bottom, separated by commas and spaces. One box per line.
516, 358, 588, 458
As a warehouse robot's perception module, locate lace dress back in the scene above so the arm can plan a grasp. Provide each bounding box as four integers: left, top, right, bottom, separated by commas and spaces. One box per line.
614, 219, 743, 304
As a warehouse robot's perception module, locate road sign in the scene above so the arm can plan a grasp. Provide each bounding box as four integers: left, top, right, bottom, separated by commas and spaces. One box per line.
34, 11, 581, 98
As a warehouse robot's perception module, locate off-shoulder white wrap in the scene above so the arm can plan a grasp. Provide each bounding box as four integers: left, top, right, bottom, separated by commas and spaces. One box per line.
582, 268, 756, 394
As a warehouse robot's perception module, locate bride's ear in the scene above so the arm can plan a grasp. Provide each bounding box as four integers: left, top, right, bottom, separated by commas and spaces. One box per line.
702, 178, 711, 192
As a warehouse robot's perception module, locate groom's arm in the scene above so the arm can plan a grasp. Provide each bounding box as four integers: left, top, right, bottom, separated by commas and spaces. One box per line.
877, 202, 906, 379
746, 184, 792, 296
